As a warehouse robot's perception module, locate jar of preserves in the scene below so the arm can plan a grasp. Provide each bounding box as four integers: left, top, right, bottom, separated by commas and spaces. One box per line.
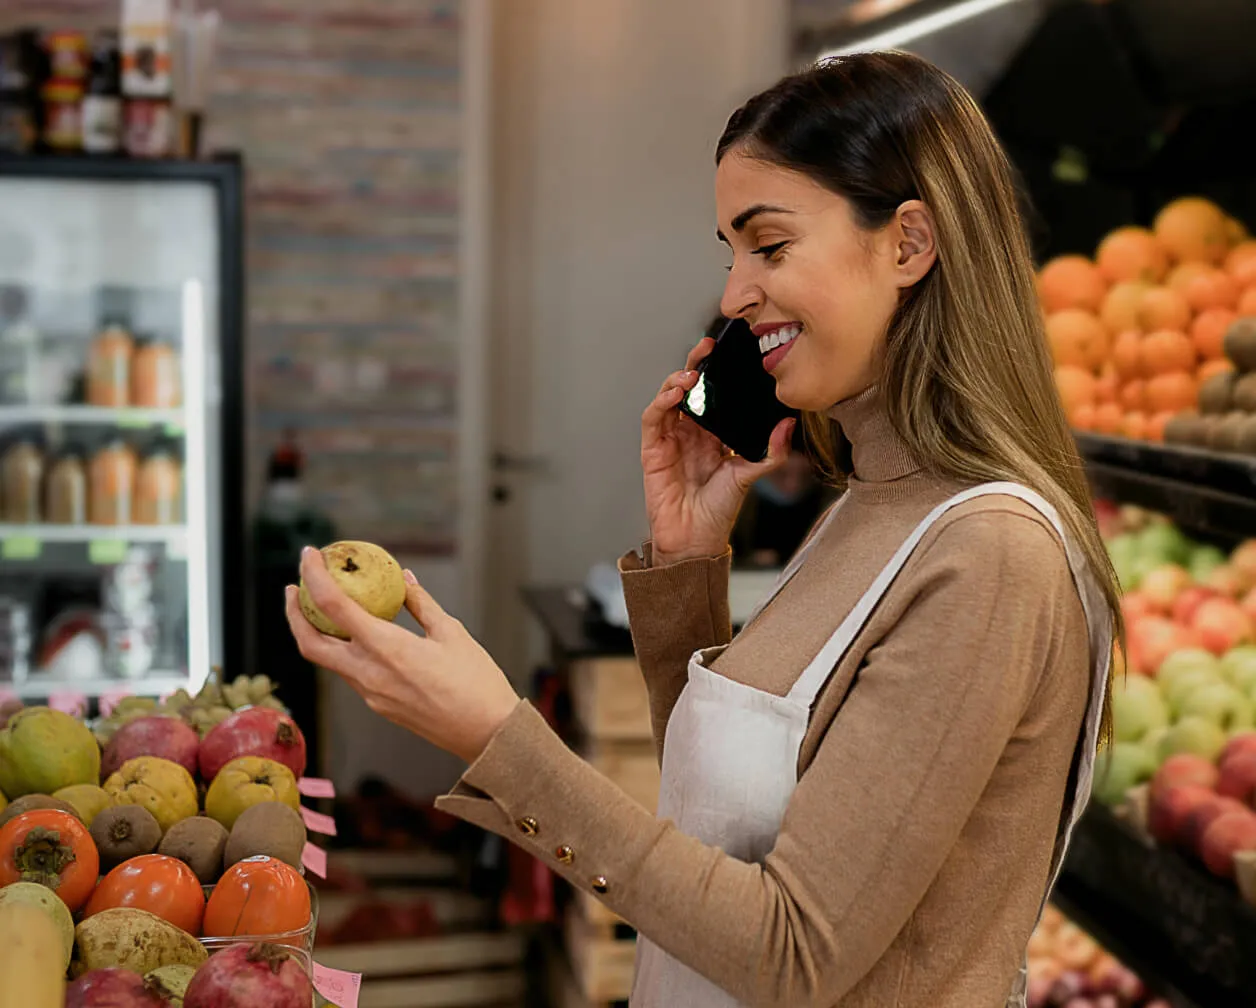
87, 322, 133, 407
41, 78, 83, 152
131, 337, 179, 407
134, 447, 180, 525
1, 439, 43, 523
88, 439, 137, 525
45, 449, 87, 524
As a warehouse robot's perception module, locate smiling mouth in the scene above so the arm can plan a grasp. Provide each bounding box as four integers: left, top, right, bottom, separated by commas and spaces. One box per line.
758, 324, 801, 355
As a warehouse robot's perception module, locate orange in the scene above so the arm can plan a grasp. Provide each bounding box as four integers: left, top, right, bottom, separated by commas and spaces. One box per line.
1121, 411, 1149, 440
1153, 197, 1230, 264
1096, 227, 1169, 284
1119, 380, 1146, 412
1181, 266, 1240, 312
1095, 362, 1118, 403
1100, 281, 1151, 334
1198, 358, 1235, 384
1045, 310, 1109, 370
1227, 218, 1249, 245
1146, 411, 1175, 442
1054, 365, 1097, 413
1093, 402, 1123, 435
1226, 241, 1256, 288
1111, 329, 1143, 379
1191, 308, 1237, 359
1071, 403, 1096, 430
1239, 286, 1256, 316
1137, 287, 1192, 332
1139, 329, 1196, 376
1167, 261, 1212, 296
1145, 371, 1198, 413
1038, 256, 1107, 313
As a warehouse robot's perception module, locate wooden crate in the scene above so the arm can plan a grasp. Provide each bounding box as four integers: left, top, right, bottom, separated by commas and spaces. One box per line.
579, 739, 659, 814
569, 657, 653, 742
562, 897, 638, 1003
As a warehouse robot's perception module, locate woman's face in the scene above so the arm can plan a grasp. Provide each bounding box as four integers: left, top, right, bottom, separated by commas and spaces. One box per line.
715, 150, 931, 411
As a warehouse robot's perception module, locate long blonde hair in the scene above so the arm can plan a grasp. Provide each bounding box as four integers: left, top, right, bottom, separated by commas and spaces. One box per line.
719, 51, 1122, 741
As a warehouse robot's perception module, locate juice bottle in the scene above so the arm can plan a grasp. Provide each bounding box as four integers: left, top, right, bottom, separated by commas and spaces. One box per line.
45, 449, 88, 524
89, 439, 137, 525
131, 337, 180, 408
87, 322, 134, 407
134, 447, 181, 525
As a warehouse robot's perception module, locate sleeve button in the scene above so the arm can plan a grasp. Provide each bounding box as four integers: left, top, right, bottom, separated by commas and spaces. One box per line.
591, 875, 609, 894
516, 816, 539, 836
555, 845, 575, 864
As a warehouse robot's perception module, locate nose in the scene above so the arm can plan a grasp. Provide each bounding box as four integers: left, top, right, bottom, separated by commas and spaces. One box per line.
720, 261, 762, 321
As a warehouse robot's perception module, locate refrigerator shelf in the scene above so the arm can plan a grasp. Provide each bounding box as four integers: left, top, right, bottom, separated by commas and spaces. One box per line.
4, 674, 189, 702
0, 524, 186, 546
0, 406, 185, 429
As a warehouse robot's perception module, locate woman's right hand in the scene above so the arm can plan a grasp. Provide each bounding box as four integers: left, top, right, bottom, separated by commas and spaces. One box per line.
642, 337, 796, 566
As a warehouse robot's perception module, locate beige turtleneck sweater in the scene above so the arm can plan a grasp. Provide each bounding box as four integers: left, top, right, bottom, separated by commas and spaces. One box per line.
436, 388, 1092, 1008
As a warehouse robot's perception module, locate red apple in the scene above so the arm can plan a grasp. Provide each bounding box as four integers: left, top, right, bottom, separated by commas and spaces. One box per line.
1173, 585, 1220, 626
1199, 809, 1256, 877
1221, 732, 1256, 768
1217, 751, 1256, 804
1231, 540, 1256, 584
1141, 564, 1193, 613
1241, 586, 1256, 624
1129, 616, 1201, 676
1121, 591, 1154, 624
1149, 785, 1216, 845
1151, 753, 1220, 798
1180, 793, 1248, 853
1192, 598, 1255, 656
1204, 564, 1247, 599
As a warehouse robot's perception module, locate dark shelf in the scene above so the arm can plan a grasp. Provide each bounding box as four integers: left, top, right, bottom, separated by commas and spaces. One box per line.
1056, 805, 1256, 1008
1076, 433, 1256, 540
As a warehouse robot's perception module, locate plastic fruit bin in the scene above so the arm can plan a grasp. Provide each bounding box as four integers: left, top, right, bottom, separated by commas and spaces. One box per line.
197, 880, 320, 978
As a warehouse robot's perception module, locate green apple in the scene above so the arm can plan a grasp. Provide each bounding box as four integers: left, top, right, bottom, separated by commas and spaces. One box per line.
1175, 681, 1255, 733
1094, 742, 1158, 806
1190, 544, 1229, 582
1220, 646, 1256, 693
1158, 716, 1228, 763
1112, 675, 1169, 743
1158, 648, 1223, 689
1166, 668, 1227, 717
1138, 523, 1193, 566
1143, 725, 1170, 757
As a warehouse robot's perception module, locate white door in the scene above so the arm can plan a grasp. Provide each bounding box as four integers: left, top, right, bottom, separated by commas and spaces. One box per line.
482, 0, 790, 680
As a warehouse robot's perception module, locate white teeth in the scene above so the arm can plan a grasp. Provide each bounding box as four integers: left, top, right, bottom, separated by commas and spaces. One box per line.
759, 325, 801, 354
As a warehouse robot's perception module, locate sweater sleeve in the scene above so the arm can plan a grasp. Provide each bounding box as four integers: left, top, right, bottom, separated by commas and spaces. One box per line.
617, 543, 733, 761
435, 512, 1088, 1006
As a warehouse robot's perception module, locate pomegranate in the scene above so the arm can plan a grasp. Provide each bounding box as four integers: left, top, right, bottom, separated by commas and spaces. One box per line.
66, 967, 172, 1007
183, 943, 312, 1008
102, 716, 200, 781
198, 708, 307, 783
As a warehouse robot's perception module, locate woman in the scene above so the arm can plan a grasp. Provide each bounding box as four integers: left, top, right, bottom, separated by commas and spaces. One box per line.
286, 52, 1120, 1007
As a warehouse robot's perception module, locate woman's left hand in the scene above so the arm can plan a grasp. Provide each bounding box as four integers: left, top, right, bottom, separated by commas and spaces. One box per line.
285, 547, 521, 763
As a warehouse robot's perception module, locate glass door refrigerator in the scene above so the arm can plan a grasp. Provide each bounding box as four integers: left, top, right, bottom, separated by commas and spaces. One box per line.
0, 155, 243, 712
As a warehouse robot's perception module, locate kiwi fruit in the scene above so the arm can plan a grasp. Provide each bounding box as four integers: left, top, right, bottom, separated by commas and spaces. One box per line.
1209, 411, 1249, 453
91, 804, 162, 870
1199, 371, 1238, 414
1164, 411, 1206, 446
1224, 318, 1256, 372
158, 815, 228, 884
0, 794, 82, 830
223, 801, 307, 870
1233, 373, 1256, 413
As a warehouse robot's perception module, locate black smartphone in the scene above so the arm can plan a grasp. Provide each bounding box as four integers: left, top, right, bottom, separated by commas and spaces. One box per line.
678, 317, 798, 462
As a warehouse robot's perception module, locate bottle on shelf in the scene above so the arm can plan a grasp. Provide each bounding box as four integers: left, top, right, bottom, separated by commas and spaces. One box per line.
86, 320, 134, 408
131, 336, 180, 408
88, 438, 137, 525
81, 29, 122, 156
134, 445, 181, 525
0, 285, 40, 406
1, 438, 45, 523
0, 31, 40, 155
122, 0, 173, 159
45, 448, 88, 525
39, 31, 88, 155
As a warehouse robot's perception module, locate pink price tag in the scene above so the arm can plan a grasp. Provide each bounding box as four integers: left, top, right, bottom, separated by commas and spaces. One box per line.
301, 806, 338, 836
312, 962, 361, 1008
298, 777, 336, 799
301, 842, 327, 878
48, 691, 87, 718
99, 690, 133, 719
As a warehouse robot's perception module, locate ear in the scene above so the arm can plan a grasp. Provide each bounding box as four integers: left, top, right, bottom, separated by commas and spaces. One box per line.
891, 200, 937, 288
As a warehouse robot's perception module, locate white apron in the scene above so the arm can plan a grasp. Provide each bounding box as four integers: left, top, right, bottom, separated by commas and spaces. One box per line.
630, 482, 1112, 1008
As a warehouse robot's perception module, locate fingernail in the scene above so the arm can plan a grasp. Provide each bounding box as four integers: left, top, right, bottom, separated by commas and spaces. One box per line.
302, 545, 316, 558
403, 569, 418, 585
284, 585, 296, 599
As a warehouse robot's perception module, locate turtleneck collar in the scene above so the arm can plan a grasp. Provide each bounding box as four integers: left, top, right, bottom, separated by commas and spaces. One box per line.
824, 386, 922, 484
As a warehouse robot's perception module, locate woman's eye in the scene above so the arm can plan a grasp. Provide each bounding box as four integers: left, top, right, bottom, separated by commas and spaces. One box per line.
751, 241, 789, 262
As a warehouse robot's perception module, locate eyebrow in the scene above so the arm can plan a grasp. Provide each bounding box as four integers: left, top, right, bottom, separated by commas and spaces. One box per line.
716, 203, 794, 244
